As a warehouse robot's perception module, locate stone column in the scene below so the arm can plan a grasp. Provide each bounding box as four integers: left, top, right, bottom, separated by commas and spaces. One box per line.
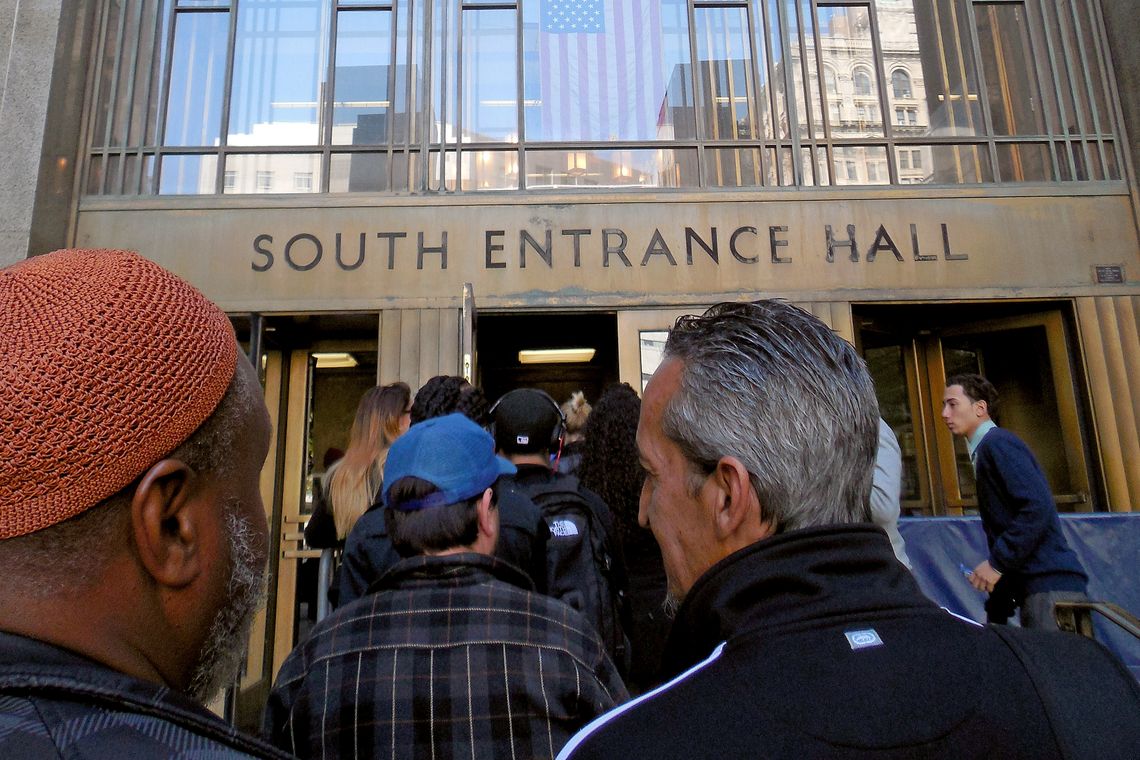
0, 0, 64, 266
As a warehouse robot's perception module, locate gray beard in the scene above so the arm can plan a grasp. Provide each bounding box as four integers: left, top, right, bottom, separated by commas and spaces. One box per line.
662, 592, 681, 620
186, 504, 267, 704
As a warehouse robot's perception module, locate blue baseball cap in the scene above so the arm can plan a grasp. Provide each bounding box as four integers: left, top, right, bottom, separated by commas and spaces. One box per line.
382, 413, 516, 511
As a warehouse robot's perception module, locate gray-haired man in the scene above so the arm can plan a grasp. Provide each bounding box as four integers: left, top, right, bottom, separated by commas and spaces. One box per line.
558, 300, 1140, 759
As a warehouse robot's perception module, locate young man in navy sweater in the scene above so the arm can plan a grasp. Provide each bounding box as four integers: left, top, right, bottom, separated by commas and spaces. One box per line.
942, 373, 1088, 629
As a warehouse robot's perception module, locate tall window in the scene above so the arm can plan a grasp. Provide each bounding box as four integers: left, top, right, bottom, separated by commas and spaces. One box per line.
892, 69, 912, 98
83, 0, 1123, 194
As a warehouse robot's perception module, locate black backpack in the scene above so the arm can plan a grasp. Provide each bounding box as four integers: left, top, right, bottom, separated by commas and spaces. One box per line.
526, 475, 630, 671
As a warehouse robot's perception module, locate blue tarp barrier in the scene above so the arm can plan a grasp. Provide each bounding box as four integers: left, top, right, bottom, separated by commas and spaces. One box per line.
899, 514, 1140, 681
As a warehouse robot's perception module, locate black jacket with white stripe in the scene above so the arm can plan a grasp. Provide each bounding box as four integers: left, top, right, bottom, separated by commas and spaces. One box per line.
559, 524, 1140, 759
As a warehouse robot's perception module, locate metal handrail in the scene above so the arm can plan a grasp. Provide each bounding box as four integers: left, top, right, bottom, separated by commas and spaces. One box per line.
316, 548, 336, 622
1054, 601, 1140, 641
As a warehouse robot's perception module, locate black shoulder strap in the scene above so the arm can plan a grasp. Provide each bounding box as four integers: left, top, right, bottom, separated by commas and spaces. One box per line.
987, 626, 1140, 760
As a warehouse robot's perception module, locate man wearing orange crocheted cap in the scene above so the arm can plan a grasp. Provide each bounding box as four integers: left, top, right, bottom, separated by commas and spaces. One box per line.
0, 249, 288, 758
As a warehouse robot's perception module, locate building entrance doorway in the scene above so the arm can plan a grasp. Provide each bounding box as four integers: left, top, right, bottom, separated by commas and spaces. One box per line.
476, 312, 620, 407
854, 302, 1097, 517
230, 313, 379, 730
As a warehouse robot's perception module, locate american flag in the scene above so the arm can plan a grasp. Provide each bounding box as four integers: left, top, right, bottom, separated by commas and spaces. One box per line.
537, 0, 670, 141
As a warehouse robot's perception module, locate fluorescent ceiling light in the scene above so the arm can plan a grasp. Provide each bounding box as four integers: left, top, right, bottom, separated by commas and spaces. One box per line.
312, 352, 358, 369
518, 348, 596, 365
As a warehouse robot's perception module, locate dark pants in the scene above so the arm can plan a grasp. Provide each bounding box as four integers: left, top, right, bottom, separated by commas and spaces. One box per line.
1020, 590, 1089, 631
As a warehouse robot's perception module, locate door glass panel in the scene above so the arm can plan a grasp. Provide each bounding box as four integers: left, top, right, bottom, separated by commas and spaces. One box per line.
293, 350, 377, 645
639, 330, 667, 391
864, 344, 922, 504
858, 305, 1091, 517
940, 344, 981, 501
943, 325, 1071, 499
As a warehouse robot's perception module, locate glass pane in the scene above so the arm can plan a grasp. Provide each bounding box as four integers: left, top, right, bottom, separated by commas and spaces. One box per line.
800, 147, 813, 185
765, 0, 790, 139
995, 142, 1051, 182
764, 147, 778, 185
785, 0, 821, 139
864, 344, 921, 503
110, 0, 146, 146
522, 0, 693, 141
330, 152, 388, 192
228, 0, 330, 146
902, 0, 985, 138
819, 5, 883, 138
875, 0, 930, 139
897, 144, 992, 184
463, 9, 517, 143
164, 11, 229, 147
222, 153, 321, 193
778, 146, 794, 185
428, 151, 454, 192
88, 0, 169, 148
942, 344, 981, 502
945, 326, 1074, 501
159, 153, 219, 193
86, 155, 106, 195
832, 145, 889, 186
333, 10, 393, 146
815, 146, 831, 186
90, 0, 124, 147
178, 0, 230, 6
1057, 140, 1097, 182
121, 154, 149, 194
704, 148, 765, 188
694, 6, 758, 141
639, 330, 668, 392
1076, 3, 1112, 138
136, 0, 170, 146
461, 150, 520, 190
975, 3, 1046, 136
1104, 141, 1120, 180
332, 151, 419, 192
525, 148, 697, 189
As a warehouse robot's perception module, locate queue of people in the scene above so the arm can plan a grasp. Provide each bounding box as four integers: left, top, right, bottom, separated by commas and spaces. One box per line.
1, 248, 1138, 759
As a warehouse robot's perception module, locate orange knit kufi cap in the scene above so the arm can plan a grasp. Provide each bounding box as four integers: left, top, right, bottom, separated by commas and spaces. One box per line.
0, 249, 238, 538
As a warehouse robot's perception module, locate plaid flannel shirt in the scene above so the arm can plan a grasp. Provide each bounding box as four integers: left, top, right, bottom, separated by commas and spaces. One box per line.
264, 553, 628, 759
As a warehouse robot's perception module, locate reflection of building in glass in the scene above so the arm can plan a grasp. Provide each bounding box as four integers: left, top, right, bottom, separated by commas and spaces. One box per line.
85, 0, 1122, 194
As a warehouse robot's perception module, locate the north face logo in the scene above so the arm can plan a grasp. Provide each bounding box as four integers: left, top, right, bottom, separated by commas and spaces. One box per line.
549, 519, 579, 537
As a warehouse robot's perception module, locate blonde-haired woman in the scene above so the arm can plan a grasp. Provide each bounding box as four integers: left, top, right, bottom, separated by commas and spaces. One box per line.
327, 382, 412, 540
558, 390, 591, 476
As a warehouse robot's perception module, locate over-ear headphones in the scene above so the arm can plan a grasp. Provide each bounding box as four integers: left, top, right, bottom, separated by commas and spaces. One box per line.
489, 388, 567, 466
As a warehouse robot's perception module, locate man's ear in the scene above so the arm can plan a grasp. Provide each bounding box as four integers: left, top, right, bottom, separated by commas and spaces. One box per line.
477, 489, 497, 534
474, 488, 499, 553
709, 456, 773, 544
131, 459, 206, 589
